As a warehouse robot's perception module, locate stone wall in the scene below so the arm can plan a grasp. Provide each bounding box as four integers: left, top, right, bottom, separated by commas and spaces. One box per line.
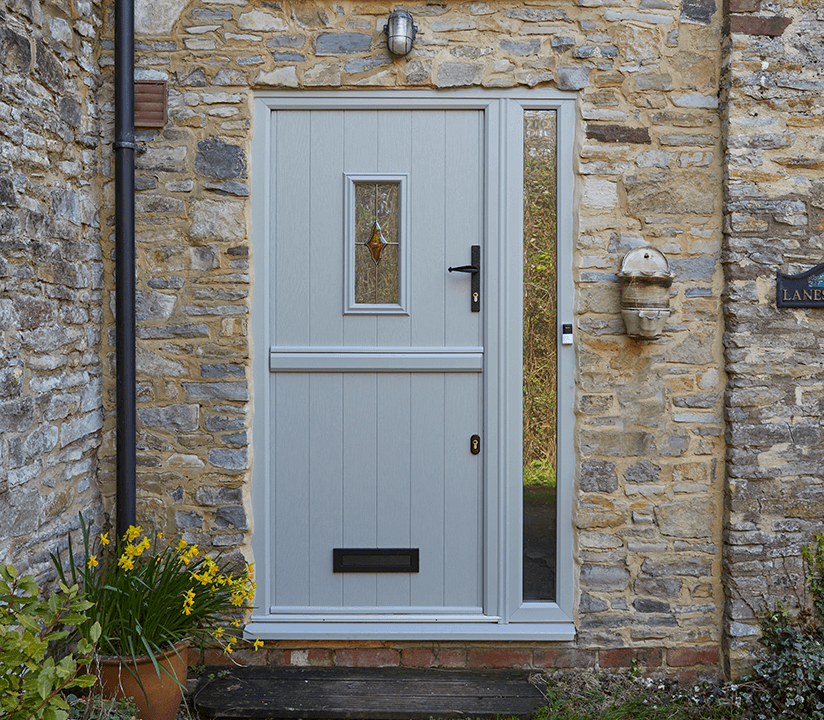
722, 0, 824, 677
111, 0, 729, 669
0, 0, 105, 575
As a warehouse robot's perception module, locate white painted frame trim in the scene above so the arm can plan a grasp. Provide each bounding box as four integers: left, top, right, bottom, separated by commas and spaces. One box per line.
343, 172, 410, 314
249, 90, 576, 642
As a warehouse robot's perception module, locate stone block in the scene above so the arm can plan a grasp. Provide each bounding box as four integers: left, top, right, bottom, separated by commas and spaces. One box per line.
313, 32, 371, 56
304, 61, 342, 86
196, 139, 246, 179
0, 26, 32, 74
500, 39, 540, 56
214, 505, 248, 530
556, 66, 591, 90
580, 460, 619, 492
208, 448, 248, 470
625, 459, 660, 484
183, 382, 249, 401
196, 486, 243, 506
138, 404, 199, 432
256, 67, 299, 87
34, 40, 64, 91
581, 563, 629, 591
634, 576, 682, 598
238, 9, 288, 32
624, 172, 716, 215
136, 291, 176, 321
267, 35, 305, 48
190, 198, 246, 240
436, 62, 483, 87
641, 559, 712, 578
681, 0, 717, 24
507, 8, 570, 21
586, 124, 651, 144
634, 598, 670, 613
729, 15, 791, 35
176, 510, 203, 529
580, 592, 608, 612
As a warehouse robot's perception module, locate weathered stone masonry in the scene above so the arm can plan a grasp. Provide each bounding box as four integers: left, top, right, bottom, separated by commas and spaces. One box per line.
722, 0, 824, 677
14, 0, 822, 680
0, 0, 105, 575
110, 0, 727, 676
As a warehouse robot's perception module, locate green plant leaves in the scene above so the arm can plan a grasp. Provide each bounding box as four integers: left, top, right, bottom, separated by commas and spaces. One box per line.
0, 563, 98, 720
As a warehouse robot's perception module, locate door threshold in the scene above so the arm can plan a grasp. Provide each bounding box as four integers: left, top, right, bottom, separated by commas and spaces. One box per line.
245, 621, 576, 641
192, 666, 548, 719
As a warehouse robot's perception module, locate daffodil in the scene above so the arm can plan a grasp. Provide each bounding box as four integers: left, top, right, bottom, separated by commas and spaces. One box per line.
253, 638, 263, 651
87, 555, 98, 568
124, 525, 142, 543
99, 532, 110, 546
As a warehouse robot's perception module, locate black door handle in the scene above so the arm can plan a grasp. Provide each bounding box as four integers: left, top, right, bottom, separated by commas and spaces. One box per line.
448, 245, 480, 312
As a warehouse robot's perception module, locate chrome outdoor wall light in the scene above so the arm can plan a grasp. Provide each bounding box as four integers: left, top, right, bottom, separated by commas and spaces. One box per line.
618, 246, 674, 339
384, 9, 418, 56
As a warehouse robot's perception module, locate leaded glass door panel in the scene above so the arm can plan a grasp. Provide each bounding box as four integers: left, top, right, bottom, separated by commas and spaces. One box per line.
266, 109, 484, 617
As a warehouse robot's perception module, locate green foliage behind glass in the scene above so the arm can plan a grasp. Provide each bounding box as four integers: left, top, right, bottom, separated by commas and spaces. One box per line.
523, 111, 558, 486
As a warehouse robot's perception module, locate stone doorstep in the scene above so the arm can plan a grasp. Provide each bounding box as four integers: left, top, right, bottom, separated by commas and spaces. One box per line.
190, 666, 547, 719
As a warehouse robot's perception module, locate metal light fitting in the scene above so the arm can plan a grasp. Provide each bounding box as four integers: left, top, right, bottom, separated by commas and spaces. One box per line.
384, 9, 417, 56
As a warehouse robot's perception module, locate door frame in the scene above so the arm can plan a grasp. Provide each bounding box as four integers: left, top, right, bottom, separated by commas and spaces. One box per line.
247, 90, 576, 641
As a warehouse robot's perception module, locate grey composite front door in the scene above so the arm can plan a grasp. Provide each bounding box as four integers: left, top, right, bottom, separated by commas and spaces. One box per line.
266, 108, 485, 618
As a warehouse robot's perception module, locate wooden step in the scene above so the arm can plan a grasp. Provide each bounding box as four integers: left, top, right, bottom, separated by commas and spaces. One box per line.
191, 666, 547, 719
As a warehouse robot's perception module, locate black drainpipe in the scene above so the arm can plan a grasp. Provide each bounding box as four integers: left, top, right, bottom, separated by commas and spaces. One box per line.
114, 0, 137, 541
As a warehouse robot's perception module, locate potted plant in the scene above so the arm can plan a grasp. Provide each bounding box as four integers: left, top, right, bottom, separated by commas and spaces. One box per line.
53, 516, 259, 720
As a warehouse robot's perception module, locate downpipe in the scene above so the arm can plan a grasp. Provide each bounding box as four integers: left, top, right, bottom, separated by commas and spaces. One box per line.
114, 0, 136, 540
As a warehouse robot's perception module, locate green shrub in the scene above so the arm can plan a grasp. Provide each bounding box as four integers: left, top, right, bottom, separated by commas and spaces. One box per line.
731, 535, 824, 719
0, 563, 100, 720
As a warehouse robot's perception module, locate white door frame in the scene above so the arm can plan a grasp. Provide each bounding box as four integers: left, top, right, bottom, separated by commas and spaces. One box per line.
247, 90, 576, 641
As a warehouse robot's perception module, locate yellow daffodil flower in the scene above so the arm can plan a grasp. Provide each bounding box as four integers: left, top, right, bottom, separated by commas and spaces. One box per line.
253, 638, 263, 651
87, 555, 98, 568
99, 532, 109, 546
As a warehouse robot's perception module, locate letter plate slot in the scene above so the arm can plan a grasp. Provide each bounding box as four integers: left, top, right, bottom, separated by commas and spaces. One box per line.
333, 548, 420, 573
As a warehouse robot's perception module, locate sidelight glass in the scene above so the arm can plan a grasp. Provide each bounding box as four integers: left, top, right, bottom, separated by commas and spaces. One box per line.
522, 109, 558, 603
354, 182, 400, 305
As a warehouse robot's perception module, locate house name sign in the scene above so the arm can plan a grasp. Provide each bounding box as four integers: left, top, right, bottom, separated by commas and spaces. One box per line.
777, 261, 824, 308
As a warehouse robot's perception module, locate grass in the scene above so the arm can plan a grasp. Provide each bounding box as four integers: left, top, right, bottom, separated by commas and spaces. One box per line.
530, 671, 743, 720
434, 671, 743, 720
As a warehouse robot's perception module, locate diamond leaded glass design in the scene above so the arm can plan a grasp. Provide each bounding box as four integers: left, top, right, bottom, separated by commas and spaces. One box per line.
355, 182, 400, 305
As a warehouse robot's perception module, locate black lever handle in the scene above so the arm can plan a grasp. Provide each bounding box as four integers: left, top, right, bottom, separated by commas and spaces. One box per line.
448, 245, 481, 312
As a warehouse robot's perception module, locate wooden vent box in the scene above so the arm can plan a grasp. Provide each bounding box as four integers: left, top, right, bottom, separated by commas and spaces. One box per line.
134, 80, 167, 128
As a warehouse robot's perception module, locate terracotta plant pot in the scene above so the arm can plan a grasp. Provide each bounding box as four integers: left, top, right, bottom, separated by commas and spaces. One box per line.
96, 641, 188, 720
